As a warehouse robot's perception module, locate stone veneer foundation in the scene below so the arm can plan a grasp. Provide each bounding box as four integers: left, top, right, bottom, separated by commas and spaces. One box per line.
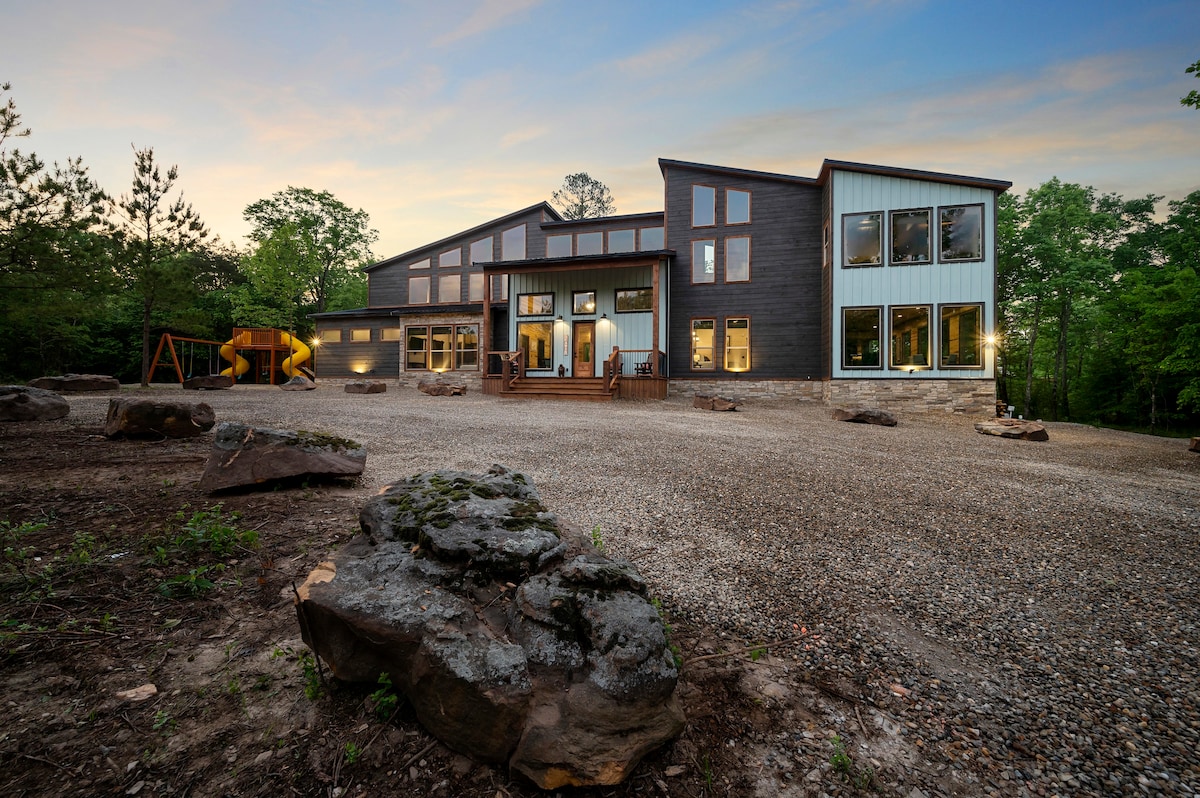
670, 378, 995, 415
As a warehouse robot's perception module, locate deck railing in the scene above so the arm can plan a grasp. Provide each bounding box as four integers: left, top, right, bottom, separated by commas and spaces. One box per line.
488, 350, 525, 391
612, 349, 666, 378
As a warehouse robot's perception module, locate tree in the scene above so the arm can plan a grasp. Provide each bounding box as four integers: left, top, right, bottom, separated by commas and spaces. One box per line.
1182, 59, 1200, 109
242, 187, 378, 316
550, 172, 615, 220
111, 146, 208, 386
230, 222, 320, 332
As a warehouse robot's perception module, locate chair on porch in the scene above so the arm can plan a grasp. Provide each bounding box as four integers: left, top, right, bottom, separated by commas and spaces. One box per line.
635, 358, 653, 377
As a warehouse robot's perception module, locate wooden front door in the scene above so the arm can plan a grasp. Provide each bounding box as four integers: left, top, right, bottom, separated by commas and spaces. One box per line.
573, 321, 595, 377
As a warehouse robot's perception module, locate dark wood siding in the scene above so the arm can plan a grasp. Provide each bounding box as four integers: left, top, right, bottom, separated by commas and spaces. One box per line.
821, 182, 833, 379
663, 165, 823, 380
312, 317, 401, 379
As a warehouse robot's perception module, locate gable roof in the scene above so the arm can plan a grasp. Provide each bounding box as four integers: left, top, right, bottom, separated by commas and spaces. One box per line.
363, 201, 562, 273
816, 159, 1012, 192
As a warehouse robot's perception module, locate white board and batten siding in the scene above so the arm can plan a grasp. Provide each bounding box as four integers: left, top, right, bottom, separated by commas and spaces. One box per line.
830, 169, 997, 380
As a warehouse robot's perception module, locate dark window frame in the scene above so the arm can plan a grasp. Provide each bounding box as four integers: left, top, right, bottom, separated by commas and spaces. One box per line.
572, 290, 597, 315
889, 207, 932, 266
888, 304, 933, 370
937, 303, 986, 369
615, 287, 653, 313
516, 320, 554, 371
937, 203, 985, 263
842, 211, 883, 268
841, 306, 883, 370
515, 292, 554, 317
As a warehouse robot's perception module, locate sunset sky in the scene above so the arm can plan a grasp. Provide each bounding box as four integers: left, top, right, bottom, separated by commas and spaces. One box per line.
6, 0, 1199, 260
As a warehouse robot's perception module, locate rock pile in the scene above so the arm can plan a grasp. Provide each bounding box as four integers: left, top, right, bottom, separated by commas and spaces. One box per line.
693, 392, 739, 411
418, 378, 466, 396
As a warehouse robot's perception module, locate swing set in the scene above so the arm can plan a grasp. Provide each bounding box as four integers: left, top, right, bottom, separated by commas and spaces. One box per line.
150, 328, 314, 385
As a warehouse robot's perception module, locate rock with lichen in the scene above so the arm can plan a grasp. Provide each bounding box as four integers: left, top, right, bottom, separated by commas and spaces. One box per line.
198, 422, 365, 492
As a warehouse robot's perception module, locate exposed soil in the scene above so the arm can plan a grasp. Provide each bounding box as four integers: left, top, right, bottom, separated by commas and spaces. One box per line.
0, 418, 864, 798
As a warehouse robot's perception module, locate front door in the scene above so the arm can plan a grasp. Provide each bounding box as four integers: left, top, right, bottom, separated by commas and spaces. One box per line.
573, 321, 595, 377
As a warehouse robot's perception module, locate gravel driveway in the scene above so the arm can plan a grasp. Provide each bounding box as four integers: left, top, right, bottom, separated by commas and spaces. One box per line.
69, 386, 1200, 796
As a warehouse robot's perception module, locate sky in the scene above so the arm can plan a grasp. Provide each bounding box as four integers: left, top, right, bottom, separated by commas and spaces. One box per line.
5, 0, 1199, 260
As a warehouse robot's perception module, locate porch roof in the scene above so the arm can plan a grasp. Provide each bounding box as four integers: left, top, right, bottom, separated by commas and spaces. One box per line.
479, 250, 674, 274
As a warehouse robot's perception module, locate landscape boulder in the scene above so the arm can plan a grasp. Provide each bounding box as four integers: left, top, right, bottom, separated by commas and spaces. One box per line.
295, 466, 684, 788
182, 375, 233, 390
280, 375, 316, 391
418, 378, 466, 396
693, 392, 740, 411
27, 373, 120, 392
198, 422, 365, 492
104, 398, 215, 439
1189, 437, 1199, 454
0, 386, 70, 422
831, 407, 898, 427
974, 418, 1049, 442
344, 380, 386, 394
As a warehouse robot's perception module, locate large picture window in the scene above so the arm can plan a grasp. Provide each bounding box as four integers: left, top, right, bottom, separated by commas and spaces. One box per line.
408, 275, 430, 304
438, 274, 461, 304
577, 232, 603, 256
939, 205, 983, 262
470, 236, 494, 264
501, 224, 526, 261
608, 229, 635, 253
517, 322, 553, 370
940, 304, 984, 368
724, 318, 750, 372
692, 240, 715, 284
891, 209, 931, 264
725, 236, 750, 282
843, 212, 882, 266
842, 307, 882, 369
727, 189, 750, 224
405, 324, 479, 371
546, 234, 572, 258
615, 287, 652, 312
692, 185, 715, 227
516, 293, 554, 316
691, 319, 715, 370
639, 227, 664, 250
890, 306, 931, 369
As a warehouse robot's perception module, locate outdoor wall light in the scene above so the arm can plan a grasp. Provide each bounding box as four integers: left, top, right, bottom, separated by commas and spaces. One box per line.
600, 313, 608, 320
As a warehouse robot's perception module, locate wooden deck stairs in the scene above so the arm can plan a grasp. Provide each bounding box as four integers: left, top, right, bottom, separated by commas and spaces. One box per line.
498, 377, 615, 402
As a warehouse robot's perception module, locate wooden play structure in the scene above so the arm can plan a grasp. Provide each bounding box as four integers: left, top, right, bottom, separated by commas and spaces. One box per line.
151, 328, 313, 385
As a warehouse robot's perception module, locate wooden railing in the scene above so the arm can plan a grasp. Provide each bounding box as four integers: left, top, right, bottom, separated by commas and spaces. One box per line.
496, 350, 525, 391
613, 349, 666, 378
604, 348, 621, 393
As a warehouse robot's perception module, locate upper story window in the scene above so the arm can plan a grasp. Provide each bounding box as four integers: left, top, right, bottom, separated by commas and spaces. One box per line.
692, 185, 716, 227
725, 236, 750, 282
891, 209, 931, 265
639, 226, 664, 250
843, 212, 882, 267
438, 274, 461, 303
470, 236, 494, 264
692, 240, 715, 284
726, 189, 750, 224
573, 290, 596, 314
468, 272, 485, 302
410, 257, 431, 270
501, 225, 526, 261
608, 229, 635, 253
577, 231, 603, 256
546, 234, 572, 258
409, 275, 431, 304
516, 293, 554, 316
939, 205, 983, 262
439, 248, 461, 268
615, 287, 653, 312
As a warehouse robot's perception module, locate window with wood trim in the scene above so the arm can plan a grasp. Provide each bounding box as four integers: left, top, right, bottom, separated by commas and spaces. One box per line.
317, 329, 342, 344
468, 272, 485, 302
724, 318, 750, 372
408, 275, 431, 304
350, 328, 371, 343
725, 236, 750, 282
456, 325, 479, 369
608, 229, 635, 253
410, 258, 430, 270
404, 324, 479, 371
692, 185, 715, 227
438, 274, 461, 304
726, 189, 750, 224
692, 239, 715, 284
639, 226, 664, 250
546, 234, 572, 258
501, 224, 526, 261
842, 307, 881, 369
381, 327, 401, 342
691, 319, 715, 371
517, 322, 553, 370
470, 236, 494, 264
439, 248, 461, 268
843, 212, 882, 266
576, 231, 603, 256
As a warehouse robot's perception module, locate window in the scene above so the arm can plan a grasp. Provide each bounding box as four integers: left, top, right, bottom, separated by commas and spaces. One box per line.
608, 229, 635, 253
381, 327, 402, 342
727, 189, 750, 224
317, 329, 341, 344
577, 232, 603, 256
517, 322, 553, 370
890, 306, 931, 369
405, 324, 479, 371
891, 209, 931, 264
350, 328, 371, 343
408, 275, 431, 304
501, 224, 526, 261
491, 274, 509, 302
615, 288, 653, 312
410, 258, 430, 270
940, 304, 984, 368
546, 234, 572, 258
573, 290, 596, 314
692, 240, 715, 284
470, 236, 494, 264
939, 205, 983, 261
640, 226, 664, 250
439, 248, 461, 268
842, 308, 881, 369
456, 325, 479, 369
468, 272, 485, 302
724, 318, 750, 371
516, 293, 554, 316
438, 274, 461, 303
725, 236, 750, 282
692, 185, 715, 227
691, 319, 715, 370
843, 212, 882, 266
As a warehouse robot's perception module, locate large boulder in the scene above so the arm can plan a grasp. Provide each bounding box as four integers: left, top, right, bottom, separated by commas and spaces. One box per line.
418, 378, 466, 396
974, 418, 1049, 441
28, 374, 120, 392
1189, 437, 1199, 454
344, 380, 386, 394
295, 466, 684, 788
104, 398, 215, 439
280, 375, 316, 391
182, 375, 233, 390
0, 386, 70, 422
831, 407, 898, 427
693, 392, 739, 411
198, 422, 365, 492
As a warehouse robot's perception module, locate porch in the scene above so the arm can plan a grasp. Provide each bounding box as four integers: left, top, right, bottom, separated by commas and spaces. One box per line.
482, 348, 668, 401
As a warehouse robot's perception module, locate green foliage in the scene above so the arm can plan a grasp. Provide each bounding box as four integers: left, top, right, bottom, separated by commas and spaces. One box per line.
1, 519, 45, 586
829, 734, 873, 788
550, 172, 616, 220
157, 565, 222, 598
369, 672, 400, 719
169, 505, 259, 558
343, 741, 362, 765
590, 524, 605, 553
1182, 59, 1200, 109
298, 650, 323, 700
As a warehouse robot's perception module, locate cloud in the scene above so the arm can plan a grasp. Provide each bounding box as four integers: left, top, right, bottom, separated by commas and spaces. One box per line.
432, 0, 543, 47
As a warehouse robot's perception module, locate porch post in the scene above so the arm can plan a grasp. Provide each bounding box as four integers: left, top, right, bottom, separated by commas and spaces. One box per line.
651, 258, 661, 377
482, 271, 492, 373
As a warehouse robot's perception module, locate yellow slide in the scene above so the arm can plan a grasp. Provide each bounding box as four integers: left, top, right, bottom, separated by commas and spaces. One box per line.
219, 331, 251, 378
279, 332, 311, 378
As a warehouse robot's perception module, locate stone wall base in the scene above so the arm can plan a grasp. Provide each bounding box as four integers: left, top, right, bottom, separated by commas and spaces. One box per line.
827, 378, 996, 415
316, 373, 486, 393
668, 379, 829, 402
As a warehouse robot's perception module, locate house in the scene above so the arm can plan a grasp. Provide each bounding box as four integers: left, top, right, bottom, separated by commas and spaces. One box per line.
310, 157, 1010, 413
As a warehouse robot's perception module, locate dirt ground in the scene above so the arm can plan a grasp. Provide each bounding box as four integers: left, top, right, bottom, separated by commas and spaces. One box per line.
0, 417, 871, 798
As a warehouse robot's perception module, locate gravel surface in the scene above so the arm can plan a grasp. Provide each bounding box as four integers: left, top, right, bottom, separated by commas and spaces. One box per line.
66, 386, 1200, 796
